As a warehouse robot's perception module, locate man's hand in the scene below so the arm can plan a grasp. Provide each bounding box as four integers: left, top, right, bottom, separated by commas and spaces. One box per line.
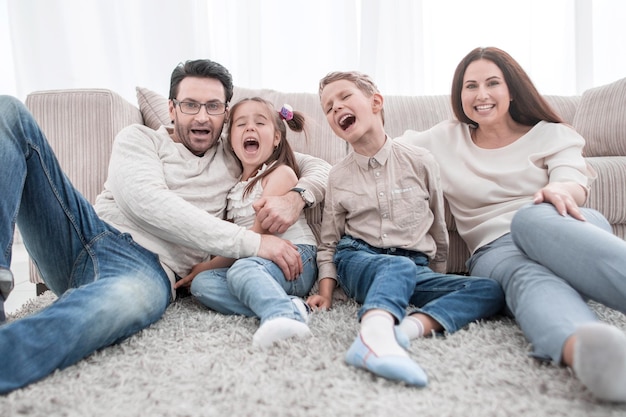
253, 192, 304, 234
258, 234, 303, 280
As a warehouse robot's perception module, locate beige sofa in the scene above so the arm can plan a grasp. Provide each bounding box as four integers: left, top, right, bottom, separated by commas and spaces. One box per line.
24, 78, 626, 282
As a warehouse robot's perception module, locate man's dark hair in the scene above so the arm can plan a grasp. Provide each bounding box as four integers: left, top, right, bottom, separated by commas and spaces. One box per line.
169, 59, 234, 104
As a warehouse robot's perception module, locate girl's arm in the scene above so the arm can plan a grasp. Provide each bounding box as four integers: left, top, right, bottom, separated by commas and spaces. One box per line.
252, 164, 299, 234
253, 153, 331, 234
174, 256, 235, 289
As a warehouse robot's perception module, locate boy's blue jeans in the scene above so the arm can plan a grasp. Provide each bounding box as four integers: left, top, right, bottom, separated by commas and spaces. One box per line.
468, 203, 626, 363
190, 244, 317, 324
335, 236, 504, 332
0, 96, 171, 393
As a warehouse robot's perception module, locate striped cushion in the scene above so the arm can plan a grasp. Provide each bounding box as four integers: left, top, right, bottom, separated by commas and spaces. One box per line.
573, 77, 626, 157
136, 87, 170, 130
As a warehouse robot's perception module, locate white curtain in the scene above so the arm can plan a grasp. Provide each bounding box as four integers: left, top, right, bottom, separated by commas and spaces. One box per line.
2, 0, 625, 104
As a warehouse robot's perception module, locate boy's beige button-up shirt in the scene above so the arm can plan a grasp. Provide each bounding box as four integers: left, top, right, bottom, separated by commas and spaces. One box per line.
317, 136, 448, 281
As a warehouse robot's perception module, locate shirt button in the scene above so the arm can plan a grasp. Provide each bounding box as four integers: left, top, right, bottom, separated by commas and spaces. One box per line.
382, 233, 388, 238
379, 192, 384, 197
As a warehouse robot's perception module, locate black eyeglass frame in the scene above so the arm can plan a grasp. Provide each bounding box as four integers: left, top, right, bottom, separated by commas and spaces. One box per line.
172, 99, 228, 115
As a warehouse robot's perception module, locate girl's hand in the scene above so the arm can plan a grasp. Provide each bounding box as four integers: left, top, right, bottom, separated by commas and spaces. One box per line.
174, 270, 198, 289
533, 182, 586, 221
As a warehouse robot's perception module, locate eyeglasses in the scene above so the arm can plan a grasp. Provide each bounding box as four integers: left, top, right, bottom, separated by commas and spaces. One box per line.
172, 99, 227, 115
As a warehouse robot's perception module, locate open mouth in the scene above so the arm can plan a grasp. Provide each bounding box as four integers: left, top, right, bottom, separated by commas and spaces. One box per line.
244, 138, 259, 152
339, 114, 356, 130
191, 128, 211, 136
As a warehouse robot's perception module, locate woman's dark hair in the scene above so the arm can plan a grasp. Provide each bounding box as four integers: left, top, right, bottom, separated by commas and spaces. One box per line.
451, 47, 563, 126
227, 97, 306, 197
169, 59, 234, 104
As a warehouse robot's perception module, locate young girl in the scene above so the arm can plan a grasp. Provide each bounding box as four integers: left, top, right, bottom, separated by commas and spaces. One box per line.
175, 97, 318, 348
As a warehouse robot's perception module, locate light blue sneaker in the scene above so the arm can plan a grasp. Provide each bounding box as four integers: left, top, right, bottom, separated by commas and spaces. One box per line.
345, 334, 428, 387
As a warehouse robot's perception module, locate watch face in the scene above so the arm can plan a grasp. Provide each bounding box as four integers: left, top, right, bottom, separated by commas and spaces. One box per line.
302, 190, 315, 206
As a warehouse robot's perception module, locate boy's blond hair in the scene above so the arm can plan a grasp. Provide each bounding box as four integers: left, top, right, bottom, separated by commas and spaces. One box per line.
318, 71, 385, 125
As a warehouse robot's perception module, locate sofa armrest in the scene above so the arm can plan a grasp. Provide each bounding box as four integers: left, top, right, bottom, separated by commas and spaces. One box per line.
585, 156, 626, 229
24, 89, 143, 284
25, 89, 143, 203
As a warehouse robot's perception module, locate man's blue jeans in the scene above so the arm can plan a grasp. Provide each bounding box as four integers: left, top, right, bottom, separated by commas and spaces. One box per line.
335, 236, 504, 333
468, 202, 626, 363
0, 96, 171, 393
190, 244, 317, 324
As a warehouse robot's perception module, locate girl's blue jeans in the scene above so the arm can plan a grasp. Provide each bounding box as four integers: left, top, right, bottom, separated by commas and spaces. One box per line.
334, 236, 504, 333
190, 244, 317, 324
468, 202, 626, 363
0, 96, 171, 393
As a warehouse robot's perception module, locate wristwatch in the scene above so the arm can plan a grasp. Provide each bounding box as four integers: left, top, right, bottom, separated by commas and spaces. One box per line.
290, 187, 315, 208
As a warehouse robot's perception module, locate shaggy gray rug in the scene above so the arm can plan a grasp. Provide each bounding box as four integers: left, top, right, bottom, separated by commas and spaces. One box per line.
2, 292, 626, 417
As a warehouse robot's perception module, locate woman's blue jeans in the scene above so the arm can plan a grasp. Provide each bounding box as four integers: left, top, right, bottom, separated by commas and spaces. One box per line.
0, 96, 171, 393
468, 202, 626, 363
334, 236, 504, 333
190, 244, 317, 324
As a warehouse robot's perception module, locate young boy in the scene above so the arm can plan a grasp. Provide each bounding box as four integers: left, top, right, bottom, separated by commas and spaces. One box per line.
308, 71, 504, 387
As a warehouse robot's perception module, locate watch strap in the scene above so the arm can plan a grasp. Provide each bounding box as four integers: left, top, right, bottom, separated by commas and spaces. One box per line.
290, 187, 313, 208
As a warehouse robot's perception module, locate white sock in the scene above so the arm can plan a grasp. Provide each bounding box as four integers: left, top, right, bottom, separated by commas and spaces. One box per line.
573, 322, 626, 402
360, 310, 407, 357
399, 314, 425, 340
252, 317, 311, 349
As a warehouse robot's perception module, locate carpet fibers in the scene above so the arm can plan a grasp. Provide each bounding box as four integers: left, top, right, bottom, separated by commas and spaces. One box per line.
3, 292, 626, 417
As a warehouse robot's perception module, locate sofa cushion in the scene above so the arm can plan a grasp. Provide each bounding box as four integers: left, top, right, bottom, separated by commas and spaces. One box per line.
585, 156, 626, 225
544, 95, 580, 125
573, 77, 626, 157
136, 87, 170, 130
384, 95, 454, 136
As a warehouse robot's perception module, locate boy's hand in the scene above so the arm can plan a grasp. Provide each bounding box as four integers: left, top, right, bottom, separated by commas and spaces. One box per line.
307, 294, 333, 311
307, 278, 337, 310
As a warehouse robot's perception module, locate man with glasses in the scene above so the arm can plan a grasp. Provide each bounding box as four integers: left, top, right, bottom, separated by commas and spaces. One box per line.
0, 59, 330, 393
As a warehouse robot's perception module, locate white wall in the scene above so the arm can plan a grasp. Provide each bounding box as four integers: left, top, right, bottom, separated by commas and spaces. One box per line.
1, 0, 625, 105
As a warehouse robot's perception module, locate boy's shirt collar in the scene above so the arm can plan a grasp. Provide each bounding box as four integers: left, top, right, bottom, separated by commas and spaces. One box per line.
353, 135, 391, 170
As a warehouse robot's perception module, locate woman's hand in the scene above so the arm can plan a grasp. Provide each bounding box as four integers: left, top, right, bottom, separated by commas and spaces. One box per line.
533, 182, 586, 221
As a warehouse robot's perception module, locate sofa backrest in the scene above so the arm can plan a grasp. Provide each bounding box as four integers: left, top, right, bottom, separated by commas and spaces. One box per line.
573, 77, 626, 157
136, 86, 585, 165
